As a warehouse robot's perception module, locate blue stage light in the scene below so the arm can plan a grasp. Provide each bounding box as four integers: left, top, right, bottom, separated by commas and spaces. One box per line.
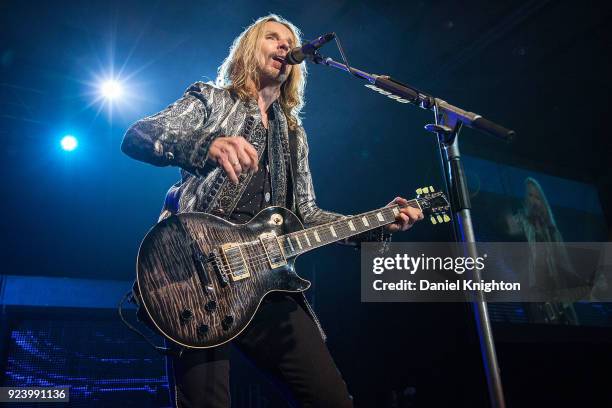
60, 135, 78, 151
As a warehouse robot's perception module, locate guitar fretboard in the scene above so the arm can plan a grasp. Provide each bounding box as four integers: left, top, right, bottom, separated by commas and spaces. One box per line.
278, 201, 420, 257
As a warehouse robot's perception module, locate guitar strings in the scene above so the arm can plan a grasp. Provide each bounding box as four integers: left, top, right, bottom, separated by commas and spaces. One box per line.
215, 207, 400, 272
217, 219, 388, 276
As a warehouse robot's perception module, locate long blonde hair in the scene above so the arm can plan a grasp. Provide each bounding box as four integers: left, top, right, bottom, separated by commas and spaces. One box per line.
216, 14, 307, 131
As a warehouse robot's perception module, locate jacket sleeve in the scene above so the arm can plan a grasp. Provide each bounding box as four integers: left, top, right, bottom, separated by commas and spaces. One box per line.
121, 82, 219, 175
293, 126, 390, 246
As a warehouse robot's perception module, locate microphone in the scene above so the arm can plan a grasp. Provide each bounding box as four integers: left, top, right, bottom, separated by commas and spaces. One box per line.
285, 33, 335, 65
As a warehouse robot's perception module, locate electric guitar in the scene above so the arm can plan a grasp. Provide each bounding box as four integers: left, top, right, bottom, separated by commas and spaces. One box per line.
135, 186, 450, 348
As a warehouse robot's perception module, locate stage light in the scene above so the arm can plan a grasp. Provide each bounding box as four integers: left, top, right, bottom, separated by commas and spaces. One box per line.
60, 135, 78, 151
100, 80, 123, 100
85, 65, 145, 119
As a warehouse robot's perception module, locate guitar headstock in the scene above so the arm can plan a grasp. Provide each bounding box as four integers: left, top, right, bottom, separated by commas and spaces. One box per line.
415, 186, 451, 225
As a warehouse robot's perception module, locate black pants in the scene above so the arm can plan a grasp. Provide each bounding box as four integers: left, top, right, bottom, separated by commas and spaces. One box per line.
167, 293, 353, 408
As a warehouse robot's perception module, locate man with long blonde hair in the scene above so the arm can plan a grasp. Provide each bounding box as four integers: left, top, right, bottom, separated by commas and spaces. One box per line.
122, 14, 422, 407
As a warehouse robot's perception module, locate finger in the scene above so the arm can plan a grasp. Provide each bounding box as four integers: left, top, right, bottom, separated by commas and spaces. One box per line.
208, 141, 223, 164
225, 145, 239, 164
236, 148, 251, 170
235, 136, 259, 171
395, 196, 409, 205
220, 157, 239, 184
236, 145, 255, 172
389, 196, 409, 208
394, 213, 409, 229
400, 213, 415, 231
411, 208, 424, 221
386, 223, 401, 233
234, 163, 243, 178
226, 148, 242, 177
243, 141, 259, 172
399, 208, 415, 221
401, 207, 423, 222
215, 150, 228, 166
388, 196, 402, 206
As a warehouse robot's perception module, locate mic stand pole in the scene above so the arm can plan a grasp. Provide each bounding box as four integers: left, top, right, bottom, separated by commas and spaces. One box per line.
310, 52, 513, 408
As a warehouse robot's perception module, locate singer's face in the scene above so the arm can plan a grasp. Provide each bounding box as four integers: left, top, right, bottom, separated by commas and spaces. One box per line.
256, 21, 294, 85
525, 184, 546, 216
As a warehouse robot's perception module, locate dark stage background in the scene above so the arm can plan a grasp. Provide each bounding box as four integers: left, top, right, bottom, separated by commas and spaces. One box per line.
1, 1, 611, 407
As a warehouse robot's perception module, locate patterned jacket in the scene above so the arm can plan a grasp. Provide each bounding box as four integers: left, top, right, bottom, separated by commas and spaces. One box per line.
121, 81, 387, 341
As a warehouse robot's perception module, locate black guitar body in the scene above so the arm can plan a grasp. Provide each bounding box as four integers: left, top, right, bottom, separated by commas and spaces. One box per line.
136, 207, 309, 349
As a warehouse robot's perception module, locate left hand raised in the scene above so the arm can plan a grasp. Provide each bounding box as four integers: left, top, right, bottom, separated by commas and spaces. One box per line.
385, 196, 424, 233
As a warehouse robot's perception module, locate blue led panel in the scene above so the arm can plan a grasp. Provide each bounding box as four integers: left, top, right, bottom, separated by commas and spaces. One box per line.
2, 318, 170, 407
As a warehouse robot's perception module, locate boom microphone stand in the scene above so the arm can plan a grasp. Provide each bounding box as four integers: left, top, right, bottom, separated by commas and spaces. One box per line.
308, 48, 514, 408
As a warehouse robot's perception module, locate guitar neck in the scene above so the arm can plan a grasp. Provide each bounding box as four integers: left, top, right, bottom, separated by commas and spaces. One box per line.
277, 200, 421, 257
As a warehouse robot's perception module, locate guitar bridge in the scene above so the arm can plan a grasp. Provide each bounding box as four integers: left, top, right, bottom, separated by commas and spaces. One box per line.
190, 241, 212, 289
211, 250, 230, 287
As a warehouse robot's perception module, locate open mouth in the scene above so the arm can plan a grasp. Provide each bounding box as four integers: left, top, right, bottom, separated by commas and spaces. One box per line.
272, 55, 286, 64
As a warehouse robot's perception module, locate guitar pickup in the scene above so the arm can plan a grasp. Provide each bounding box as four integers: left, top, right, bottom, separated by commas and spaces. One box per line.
220, 243, 251, 282
259, 232, 287, 269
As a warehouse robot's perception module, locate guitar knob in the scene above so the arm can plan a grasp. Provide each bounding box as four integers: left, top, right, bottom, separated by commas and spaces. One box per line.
180, 309, 194, 322
205, 300, 217, 312
222, 315, 234, 330
197, 324, 209, 336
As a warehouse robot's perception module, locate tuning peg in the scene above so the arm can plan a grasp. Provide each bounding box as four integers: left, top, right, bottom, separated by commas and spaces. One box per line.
436, 215, 443, 223
422, 186, 430, 194
429, 186, 435, 192
416, 188, 423, 195
430, 216, 437, 225
443, 214, 451, 222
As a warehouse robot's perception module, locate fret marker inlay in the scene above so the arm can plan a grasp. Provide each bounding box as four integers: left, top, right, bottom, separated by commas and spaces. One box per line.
392, 207, 400, 216
377, 212, 384, 222
330, 225, 337, 238
348, 220, 356, 231
296, 236, 303, 249
362, 216, 369, 227
287, 237, 295, 252
313, 230, 321, 242
304, 233, 311, 246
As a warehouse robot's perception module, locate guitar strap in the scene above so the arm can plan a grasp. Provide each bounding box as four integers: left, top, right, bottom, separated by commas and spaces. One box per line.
287, 127, 298, 214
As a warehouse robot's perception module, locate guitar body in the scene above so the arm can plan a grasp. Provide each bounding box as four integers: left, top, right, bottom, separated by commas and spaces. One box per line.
136, 207, 309, 349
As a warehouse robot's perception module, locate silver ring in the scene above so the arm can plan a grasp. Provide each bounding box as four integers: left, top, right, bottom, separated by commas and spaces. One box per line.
231, 160, 239, 166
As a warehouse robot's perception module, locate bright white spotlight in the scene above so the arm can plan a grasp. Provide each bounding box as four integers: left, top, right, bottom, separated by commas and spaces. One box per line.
100, 80, 123, 100
85, 70, 138, 117
60, 135, 78, 151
